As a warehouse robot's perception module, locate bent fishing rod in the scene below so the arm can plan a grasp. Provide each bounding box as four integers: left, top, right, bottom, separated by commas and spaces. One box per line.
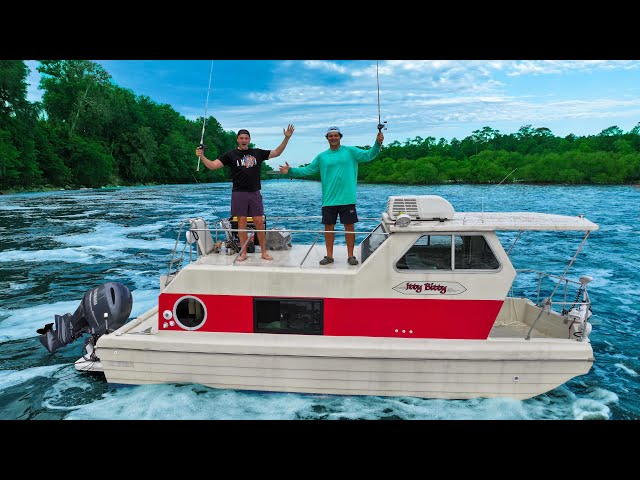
196, 60, 214, 172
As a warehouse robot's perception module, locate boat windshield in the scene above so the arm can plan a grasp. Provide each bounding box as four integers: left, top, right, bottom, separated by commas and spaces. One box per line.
361, 223, 388, 263
396, 234, 500, 271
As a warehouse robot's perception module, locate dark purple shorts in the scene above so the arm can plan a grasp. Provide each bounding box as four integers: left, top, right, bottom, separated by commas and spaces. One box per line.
231, 191, 264, 217
321, 204, 358, 225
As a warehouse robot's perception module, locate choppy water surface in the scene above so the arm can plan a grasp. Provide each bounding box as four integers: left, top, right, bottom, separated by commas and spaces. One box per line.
1, 182, 638, 420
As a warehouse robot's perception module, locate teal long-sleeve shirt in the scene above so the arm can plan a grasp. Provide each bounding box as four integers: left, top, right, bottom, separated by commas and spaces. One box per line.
289, 142, 381, 206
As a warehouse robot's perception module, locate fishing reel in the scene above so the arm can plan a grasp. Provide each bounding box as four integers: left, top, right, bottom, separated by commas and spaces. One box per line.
197, 143, 208, 151
377, 121, 387, 149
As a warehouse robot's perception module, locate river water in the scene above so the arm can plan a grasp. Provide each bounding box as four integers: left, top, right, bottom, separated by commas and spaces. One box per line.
1, 181, 638, 419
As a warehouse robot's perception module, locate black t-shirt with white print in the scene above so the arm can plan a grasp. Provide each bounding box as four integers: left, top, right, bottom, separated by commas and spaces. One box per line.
219, 148, 271, 192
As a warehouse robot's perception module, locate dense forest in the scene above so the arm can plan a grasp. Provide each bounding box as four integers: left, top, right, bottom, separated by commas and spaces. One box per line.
0, 60, 245, 192
357, 124, 640, 184
1, 60, 639, 192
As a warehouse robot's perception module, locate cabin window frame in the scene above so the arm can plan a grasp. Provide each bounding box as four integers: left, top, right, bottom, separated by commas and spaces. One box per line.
253, 297, 324, 335
394, 233, 502, 273
173, 295, 208, 331
453, 234, 501, 271
360, 222, 389, 264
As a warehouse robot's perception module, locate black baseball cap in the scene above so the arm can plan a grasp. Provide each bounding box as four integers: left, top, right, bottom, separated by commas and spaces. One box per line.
237, 129, 251, 137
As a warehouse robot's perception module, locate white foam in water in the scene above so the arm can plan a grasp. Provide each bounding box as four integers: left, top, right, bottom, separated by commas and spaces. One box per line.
614, 363, 639, 377
1, 220, 174, 266
584, 268, 614, 288
61, 382, 568, 420
42, 366, 96, 411
56, 222, 172, 251
115, 268, 162, 291
63, 383, 613, 420
7, 281, 35, 291
0, 204, 32, 211
2, 204, 60, 213
0, 299, 83, 342
383, 396, 532, 420
568, 387, 618, 420
593, 352, 627, 364
95, 220, 169, 234
0, 247, 99, 264
587, 387, 620, 404
53, 210, 103, 219
107, 197, 175, 208
0, 365, 65, 390
572, 398, 611, 420
65, 384, 341, 420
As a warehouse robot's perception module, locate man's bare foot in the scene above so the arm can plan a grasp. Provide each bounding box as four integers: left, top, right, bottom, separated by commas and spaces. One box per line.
237, 254, 247, 262
261, 253, 273, 261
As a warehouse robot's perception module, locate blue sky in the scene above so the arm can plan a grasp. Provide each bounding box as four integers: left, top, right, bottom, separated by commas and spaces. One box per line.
26, 60, 640, 167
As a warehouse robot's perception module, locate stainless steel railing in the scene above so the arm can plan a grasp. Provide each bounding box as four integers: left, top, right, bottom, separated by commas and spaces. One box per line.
515, 269, 584, 308
165, 216, 389, 282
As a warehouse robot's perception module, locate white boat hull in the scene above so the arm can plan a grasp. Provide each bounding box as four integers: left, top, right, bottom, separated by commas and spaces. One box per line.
64, 195, 598, 401
95, 307, 593, 400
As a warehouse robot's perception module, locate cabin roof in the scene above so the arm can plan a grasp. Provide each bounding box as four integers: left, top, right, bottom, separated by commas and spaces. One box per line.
383, 212, 599, 232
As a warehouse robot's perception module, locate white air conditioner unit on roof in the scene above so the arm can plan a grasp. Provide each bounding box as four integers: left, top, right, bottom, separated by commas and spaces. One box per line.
386, 195, 455, 221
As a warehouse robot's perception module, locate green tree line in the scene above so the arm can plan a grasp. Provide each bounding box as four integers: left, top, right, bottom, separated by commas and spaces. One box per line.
2, 61, 639, 191
0, 60, 276, 192
356, 125, 640, 184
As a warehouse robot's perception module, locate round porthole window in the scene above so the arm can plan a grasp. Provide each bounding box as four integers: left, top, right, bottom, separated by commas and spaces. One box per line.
173, 296, 207, 330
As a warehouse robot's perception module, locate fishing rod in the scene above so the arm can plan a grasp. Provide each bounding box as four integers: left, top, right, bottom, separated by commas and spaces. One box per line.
376, 60, 387, 148
196, 60, 214, 172
484, 168, 518, 218
497, 167, 518, 186
192, 61, 233, 244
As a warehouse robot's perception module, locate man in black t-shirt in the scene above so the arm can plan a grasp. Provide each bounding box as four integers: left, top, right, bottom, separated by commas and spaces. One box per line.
196, 125, 295, 261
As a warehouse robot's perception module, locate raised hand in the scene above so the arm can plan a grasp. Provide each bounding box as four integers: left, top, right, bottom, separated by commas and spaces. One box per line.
284, 124, 295, 138
376, 132, 384, 145
279, 161, 291, 174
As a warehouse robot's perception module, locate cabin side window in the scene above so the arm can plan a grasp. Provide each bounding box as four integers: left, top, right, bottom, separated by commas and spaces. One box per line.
254, 298, 323, 335
454, 235, 500, 270
360, 223, 388, 264
396, 235, 452, 270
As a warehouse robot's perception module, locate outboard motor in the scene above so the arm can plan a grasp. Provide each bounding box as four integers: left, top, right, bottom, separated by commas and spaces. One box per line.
37, 282, 133, 354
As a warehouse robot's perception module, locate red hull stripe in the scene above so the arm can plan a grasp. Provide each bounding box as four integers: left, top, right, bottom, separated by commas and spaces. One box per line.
324, 298, 503, 339
158, 293, 504, 339
159, 294, 254, 333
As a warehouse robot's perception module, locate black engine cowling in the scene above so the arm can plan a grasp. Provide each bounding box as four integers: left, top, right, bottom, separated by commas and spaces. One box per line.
37, 282, 133, 354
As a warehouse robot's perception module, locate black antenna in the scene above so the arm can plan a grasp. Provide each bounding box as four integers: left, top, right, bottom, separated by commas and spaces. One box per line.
376, 61, 387, 147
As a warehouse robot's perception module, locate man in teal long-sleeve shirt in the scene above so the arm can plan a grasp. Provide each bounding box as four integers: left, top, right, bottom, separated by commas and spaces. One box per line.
280, 126, 384, 266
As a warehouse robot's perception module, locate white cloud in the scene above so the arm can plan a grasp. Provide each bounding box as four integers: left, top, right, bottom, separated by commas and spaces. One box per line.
302, 60, 348, 74
505, 60, 640, 76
